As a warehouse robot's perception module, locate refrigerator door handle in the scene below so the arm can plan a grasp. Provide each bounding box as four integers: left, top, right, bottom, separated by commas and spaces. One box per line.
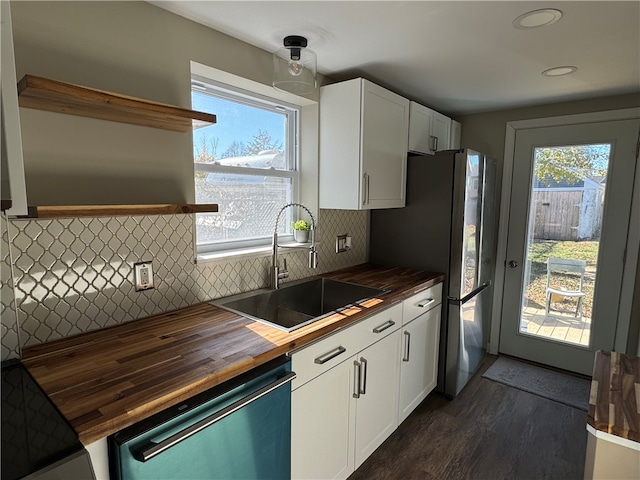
448, 281, 491, 304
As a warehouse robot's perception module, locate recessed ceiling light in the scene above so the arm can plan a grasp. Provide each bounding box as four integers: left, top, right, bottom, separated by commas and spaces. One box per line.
513, 9, 563, 29
542, 66, 578, 77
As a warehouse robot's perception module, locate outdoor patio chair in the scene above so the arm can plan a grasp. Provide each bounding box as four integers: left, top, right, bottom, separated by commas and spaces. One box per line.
545, 257, 587, 320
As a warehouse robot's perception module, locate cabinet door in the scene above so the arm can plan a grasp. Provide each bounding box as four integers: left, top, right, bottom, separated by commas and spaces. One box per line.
319, 79, 363, 210
398, 306, 441, 423
292, 359, 356, 480
432, 112, 451, 152
408, 102, 434, 155
450, 120, 462, 150
353, 329, 401, 468
360, 80, 409, 209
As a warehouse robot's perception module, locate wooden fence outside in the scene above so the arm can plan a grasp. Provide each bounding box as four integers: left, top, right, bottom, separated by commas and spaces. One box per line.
531, 190, 603, 241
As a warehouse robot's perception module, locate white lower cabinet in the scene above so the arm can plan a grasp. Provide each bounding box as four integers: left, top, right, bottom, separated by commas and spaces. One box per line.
291, 358, 355, 480
398, 307, 441, 423
398, 285, 443, 423
353, 330, 401, 467
291, 305, 402, 480
291, 283, 443, 479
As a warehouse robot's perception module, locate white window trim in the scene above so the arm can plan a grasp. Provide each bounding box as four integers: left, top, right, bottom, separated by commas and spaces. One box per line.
190, 61, 319, 264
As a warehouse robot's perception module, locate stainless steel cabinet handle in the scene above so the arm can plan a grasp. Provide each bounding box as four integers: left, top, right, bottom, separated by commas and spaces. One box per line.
367, 175, 371, 205
430, 135, 437, 152
434, 136, 439, 151
360, 357, 368, 395
353, 360, 361, 398
314, 346, 346, 364
372, 320, 395, 334
362, 172, 370, 205
402, 331, 411, 362
417, 298, 435, 308
362, 173, 367, 205
134, 371, 297, 462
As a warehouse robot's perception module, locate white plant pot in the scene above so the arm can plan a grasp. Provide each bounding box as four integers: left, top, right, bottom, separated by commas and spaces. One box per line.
294, 230, 309, 243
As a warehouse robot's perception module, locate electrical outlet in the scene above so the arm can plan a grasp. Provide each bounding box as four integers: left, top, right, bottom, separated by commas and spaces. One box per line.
134, 261, 154, 291
336, 234, 352, 253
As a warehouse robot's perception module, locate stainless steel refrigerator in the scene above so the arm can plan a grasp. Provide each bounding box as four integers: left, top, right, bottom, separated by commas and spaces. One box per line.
370, 149, 497, 398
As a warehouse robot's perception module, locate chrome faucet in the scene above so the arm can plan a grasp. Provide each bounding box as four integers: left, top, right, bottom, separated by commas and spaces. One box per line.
271, 202, 318, 289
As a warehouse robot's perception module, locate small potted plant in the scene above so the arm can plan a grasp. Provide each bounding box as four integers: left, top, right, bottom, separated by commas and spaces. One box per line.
292, 219, 311, 243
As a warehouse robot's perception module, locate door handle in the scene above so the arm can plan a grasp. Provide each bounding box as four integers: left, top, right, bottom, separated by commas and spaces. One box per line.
359, 357, 368, 395
362, 173, 367, 205
417, 298, 435, 308
314, 346, 346, 364
372, 320, 395, 334
402, 331, 411, 362
366, 173, 371, 204
134, 371, 296, 462
362, 172, 370, 205
430, 135, 437, 152
508, 260, 519, 268
448, 281, 491, 304
353, 360, 362, 398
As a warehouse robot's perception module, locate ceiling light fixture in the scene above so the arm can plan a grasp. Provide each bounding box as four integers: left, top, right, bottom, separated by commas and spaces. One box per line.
542, 66, 578, 77
273, 35, 317, 95
513, 9, 563, 29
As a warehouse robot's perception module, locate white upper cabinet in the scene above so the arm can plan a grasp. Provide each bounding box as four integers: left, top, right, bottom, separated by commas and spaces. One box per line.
407, 102, 434, 154
450, 119, 462, 149
432, 111, 451, 152
408, 101, 459, 155
319, 78, 409, 210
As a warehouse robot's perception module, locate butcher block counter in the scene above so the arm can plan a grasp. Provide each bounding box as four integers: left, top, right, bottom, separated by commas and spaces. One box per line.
584, 351, 639, 480
21, 264, 444, 446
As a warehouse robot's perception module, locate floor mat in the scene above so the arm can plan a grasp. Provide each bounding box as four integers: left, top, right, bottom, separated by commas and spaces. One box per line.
482, 356, 590, 411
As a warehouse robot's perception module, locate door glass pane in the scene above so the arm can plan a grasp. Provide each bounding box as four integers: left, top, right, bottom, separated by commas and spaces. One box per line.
519, 143, 611, 347
461, 153, 481, 297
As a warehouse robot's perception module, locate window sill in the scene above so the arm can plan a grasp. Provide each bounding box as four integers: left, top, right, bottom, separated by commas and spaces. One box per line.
196, 241, 317, 265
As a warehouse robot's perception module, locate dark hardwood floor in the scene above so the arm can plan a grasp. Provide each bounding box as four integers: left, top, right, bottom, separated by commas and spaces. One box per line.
349, 355, 588, 480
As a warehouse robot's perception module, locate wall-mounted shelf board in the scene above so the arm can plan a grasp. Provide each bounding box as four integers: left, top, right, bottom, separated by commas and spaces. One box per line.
18, 204, 219, 219
17, 75, 216, 132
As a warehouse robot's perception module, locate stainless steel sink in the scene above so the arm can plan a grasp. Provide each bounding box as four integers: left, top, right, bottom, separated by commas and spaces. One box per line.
212, 278, 388, 332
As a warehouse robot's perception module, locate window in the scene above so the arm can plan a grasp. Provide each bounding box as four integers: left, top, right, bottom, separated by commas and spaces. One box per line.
192, 77, 300, 255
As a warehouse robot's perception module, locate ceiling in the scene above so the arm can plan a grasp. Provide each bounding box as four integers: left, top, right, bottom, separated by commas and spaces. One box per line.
150, 1, 640, 115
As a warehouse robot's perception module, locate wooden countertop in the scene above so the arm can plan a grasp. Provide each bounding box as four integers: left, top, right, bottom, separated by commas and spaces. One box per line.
22, 264, 444, 445
588, 350, 640, 443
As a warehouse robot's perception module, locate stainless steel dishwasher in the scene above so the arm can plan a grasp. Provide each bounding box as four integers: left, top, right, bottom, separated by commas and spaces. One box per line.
109, 356, 295, 480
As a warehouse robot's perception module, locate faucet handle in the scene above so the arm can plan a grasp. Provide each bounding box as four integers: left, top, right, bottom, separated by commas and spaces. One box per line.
308, 246, 318, 269
282, 259, 288, 272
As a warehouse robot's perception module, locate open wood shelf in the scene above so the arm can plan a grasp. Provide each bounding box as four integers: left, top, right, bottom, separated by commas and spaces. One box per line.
17, 75, 216, 132
19, 204, 219, 219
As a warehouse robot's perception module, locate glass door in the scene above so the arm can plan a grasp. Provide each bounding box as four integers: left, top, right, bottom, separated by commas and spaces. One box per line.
499, 118, 639, 375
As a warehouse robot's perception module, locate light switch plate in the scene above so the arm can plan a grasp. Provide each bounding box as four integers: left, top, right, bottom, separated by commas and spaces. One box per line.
134, 261, 154, 291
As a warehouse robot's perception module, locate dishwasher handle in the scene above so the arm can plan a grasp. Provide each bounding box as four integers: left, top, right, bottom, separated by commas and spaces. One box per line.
134, 371, 297, 463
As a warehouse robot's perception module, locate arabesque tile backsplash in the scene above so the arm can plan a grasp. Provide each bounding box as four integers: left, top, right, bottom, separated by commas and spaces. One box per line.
0, 209, 368, 359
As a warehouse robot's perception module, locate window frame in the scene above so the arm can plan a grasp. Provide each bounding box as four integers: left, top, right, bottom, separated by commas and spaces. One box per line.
192, 75, 301, 255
